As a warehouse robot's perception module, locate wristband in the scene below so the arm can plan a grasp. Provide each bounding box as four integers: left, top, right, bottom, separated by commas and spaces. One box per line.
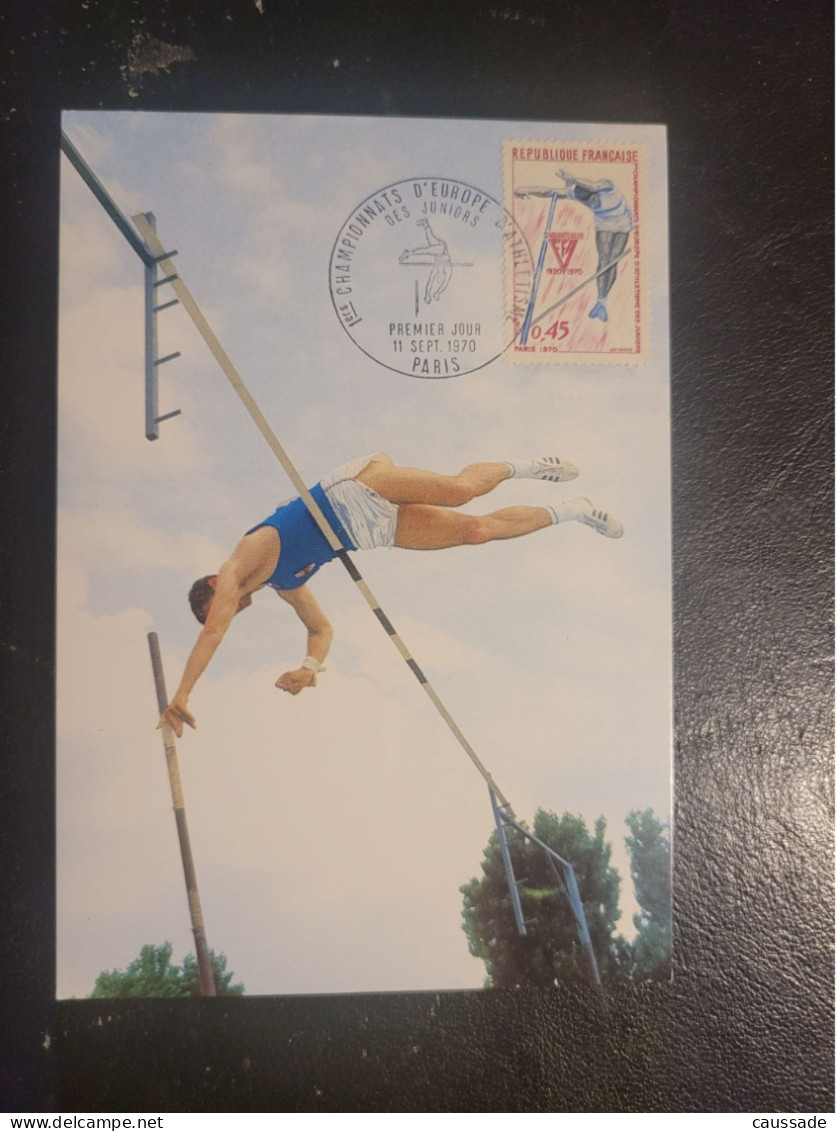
301, 655, 324, 673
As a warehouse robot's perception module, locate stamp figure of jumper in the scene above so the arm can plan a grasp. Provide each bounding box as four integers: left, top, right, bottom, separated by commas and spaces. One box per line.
504, 142, 648, 364
398, 217, 480, 315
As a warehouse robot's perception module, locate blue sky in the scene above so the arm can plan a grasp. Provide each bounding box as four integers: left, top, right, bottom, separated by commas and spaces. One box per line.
57, 112, 670, 997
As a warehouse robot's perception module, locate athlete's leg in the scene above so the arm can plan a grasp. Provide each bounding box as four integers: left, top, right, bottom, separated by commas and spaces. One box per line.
395, 496, 624, 548
357, 456, 578, 507
394, 503, 552, 550
590, 231, 629, 321
429, 263, 453, 301
596, 231, 629, 299
357, 460, 514, 507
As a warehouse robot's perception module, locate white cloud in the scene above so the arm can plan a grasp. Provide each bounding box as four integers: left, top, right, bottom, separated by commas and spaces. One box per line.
58, 283, 208, 480
59, 508, 227, 581
61, 119, 114, 167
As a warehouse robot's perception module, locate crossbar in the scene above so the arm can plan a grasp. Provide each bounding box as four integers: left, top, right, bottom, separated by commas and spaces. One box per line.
61, 132, 157, 266
529, 246, 633, 330
132, 213, 513, 814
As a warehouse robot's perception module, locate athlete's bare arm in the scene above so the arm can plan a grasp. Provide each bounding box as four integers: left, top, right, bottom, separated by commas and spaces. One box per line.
514, 185, 570, 199
561, 173, 614, 193
516, 172, 615, 200
274, 585, 334, 696
157, 530, 277, 735
399, 219, 449, 262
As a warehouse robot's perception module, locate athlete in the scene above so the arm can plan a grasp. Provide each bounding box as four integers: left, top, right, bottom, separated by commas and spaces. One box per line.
515, 170, 633, 322
158, 452, 623, 736
399, 218, 453, 303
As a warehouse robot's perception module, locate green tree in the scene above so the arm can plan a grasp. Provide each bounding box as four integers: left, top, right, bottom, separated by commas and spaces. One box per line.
624, 808, 671, 981
182, 949, 244, 997
89, 942, 245, 998
461, 809, 630, 987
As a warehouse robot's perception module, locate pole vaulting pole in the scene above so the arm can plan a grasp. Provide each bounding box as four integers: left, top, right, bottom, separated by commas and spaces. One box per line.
147, 632, 216, 997
518, 192, 558, 345
132, 214, 513, 815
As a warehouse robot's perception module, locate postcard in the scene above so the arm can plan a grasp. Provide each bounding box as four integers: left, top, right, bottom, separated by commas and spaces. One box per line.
57, 113, 670, 999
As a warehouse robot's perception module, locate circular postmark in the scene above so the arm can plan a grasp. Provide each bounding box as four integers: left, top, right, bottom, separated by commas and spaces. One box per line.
329, 176, 532, 378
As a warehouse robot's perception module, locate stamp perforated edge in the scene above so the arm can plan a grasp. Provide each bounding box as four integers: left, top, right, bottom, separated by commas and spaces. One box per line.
501, 139, 650, 367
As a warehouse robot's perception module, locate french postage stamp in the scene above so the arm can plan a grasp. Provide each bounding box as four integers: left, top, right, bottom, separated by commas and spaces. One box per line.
504, 141, 647, 364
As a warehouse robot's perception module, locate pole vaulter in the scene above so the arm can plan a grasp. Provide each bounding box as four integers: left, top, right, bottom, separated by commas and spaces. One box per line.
514, 170, 635, 335
61, 130, 609, 981
133, 213, 514, 813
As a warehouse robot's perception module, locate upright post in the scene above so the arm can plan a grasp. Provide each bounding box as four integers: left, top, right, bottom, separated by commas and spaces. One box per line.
489, 788, 528, 936
498, 807, 602, 986
61, 134, 182, 440
147, 632, 216, 997
561, 861, 601, 986
144, 214, 161, 441
142, 212, 182, 441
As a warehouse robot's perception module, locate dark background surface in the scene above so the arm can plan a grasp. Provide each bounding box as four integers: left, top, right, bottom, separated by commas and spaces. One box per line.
1, 0, 833, 1113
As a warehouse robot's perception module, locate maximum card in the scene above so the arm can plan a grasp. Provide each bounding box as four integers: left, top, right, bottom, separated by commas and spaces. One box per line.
57, 113, 670, 999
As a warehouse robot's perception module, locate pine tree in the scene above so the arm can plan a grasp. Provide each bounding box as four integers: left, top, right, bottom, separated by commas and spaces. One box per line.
624, 808, 672, 980
461, 809, 629, 987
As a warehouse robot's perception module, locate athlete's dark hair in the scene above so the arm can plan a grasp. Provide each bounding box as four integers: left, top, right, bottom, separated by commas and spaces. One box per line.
188, 575, 216, 625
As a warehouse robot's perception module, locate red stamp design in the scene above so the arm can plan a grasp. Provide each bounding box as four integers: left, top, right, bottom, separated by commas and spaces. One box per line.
504, 142, 648, 364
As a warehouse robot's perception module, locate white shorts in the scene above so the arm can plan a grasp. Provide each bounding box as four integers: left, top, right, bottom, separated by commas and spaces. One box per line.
320, 453, 399, 550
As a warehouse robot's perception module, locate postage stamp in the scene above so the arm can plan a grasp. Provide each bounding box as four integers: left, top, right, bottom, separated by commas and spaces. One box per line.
330, 177, 531, 379
503, 141, 647, 364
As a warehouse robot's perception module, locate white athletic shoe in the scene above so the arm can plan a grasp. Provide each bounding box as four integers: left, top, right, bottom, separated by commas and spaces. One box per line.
508, 456, 580, 482
567, 496, 623, 538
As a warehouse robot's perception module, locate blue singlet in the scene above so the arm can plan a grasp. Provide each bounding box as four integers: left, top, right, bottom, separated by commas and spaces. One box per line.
247, 484, 356, 590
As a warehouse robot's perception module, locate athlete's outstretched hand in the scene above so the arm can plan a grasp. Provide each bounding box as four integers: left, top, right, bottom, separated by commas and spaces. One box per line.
275, 667, 317, 696
157, 697, 196, 738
